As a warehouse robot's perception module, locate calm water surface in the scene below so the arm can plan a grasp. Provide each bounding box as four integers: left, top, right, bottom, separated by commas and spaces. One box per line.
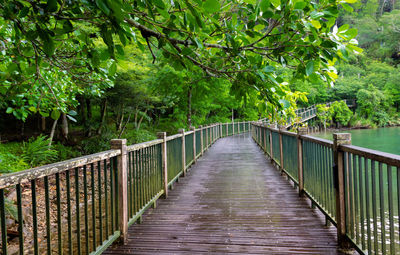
313, 126, 400, 155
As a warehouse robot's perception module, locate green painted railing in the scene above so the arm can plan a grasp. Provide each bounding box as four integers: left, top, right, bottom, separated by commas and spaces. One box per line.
0, 121, 250, 255
252, 123, 400, 255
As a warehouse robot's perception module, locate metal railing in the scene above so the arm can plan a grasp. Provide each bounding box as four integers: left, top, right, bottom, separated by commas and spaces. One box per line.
252, 123, 400, 255
0, 121, 251, 255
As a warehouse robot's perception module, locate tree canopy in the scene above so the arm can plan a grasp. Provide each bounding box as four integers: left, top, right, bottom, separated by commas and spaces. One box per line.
0, 0, 360, 120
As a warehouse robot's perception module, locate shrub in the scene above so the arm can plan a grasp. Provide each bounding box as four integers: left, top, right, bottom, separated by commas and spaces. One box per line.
329, 101, 353, 126
22, 135, 58, 167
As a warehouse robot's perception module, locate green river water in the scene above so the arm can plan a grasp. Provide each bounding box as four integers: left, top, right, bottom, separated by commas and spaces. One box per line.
313, 126, 400, 155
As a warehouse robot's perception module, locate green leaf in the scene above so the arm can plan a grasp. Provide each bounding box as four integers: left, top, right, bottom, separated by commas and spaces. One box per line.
342, 0, 357, 3
310, 20, 321, 29
203, 0, 220, 13
279, 99, 290, 109
260, 0, 270, 12
306, 61, 314, 76
341, 3, 353, 12
6, 107, 13, 114
51, 109, 61, 120
66, 115, 77, 122
46, 0, 58, 12
109, 61, 117, 76
29, 106, 37, 113
294, 1, 307, 9
96, 0, 111, 15
270, 0, 280, 8
68, 110, 77, 116
344, 28, 357, 39
153, 0, 166, 9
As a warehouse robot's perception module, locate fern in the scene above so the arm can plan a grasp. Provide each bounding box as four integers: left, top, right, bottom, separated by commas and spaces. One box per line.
22, 135, 58, 167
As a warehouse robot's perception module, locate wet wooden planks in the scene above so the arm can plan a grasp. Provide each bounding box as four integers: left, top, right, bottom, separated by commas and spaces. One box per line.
104, 133, 347, 254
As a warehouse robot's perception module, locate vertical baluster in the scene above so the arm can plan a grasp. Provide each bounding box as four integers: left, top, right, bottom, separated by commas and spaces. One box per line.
371, 160, 378, 253
44, 176, 52, 255
134, 150, 138, 214
104, 159, 109, 238
0, 189, 7, 255
387, 165, 395, 255
110, 159, 114, 232
348, 153, 355, 240
128, 151, 132, 218
365, 159, 371, 253
31, 179, 39, 255
74, 168, 81, 254
113, 156, 119, 231
353, 155, 359, 245
359, 157, 365, 251
83, 165, 89, 253
379, 162, 386, 254
55, 173, 62, 254
91, 163, 96, 251
98, 161, 103, 245
16, 184, 24, 254
397, 167, 400, 252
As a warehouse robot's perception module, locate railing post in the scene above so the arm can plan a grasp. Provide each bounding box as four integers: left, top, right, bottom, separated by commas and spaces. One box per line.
278, 126, 284, 174
179, 129, 186, 177
233, 120, 235, 135
110, 139, 128, 244
226, 123, 228, 136
263, 125, 267, 152
191, 126, 196, 162
333, 133, 351, 247
269, 128, 273, 162
297, 128, 307, 196
200, 125, 204, 155
157, 132, 168, 198
205, 125, 209, 148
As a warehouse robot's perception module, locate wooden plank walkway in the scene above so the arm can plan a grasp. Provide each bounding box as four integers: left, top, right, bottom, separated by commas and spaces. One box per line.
104, 133, 348, 254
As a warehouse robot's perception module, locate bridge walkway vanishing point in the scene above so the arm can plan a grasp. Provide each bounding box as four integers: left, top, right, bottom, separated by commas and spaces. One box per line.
104, 133, 348, 254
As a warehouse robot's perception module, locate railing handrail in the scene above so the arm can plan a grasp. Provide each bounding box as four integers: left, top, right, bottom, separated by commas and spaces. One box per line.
0, 149, 121, 189
0, 121, 252, 255
251, 122, 399, 255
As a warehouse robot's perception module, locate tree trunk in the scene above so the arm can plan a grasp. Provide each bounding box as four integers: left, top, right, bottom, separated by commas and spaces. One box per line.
118, 111, 132, 138
41, 116, 46, 132
97, 99, 107, 135
136, 109, 147, 131
79, 96, 87, 125
187, 85, 192, 128
117, 104, 125, 132
49, 118, 58, 147
61, 113, 68, 140
86, 98, 92, 137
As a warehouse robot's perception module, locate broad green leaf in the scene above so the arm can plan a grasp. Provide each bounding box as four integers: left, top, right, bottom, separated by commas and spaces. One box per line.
260, 0, 270, 12
66, 115, 77, 122
68, 110, 77, 116
96, 0, 111, 15
344, 28, 357, 39
279, 99, 290, 109
203, 0, 220, 13
51, 109, 61, 120
294, 1, 307, 9
43, 36, 55, 56
341, 3, 353, 12
109, 62, 117, 76
153, 0, 166, 9
342, 0, 357, 3
306, 61, 314, 76
6, 107, 13, 114
270, 0, 280, 8
46, 0, 58, 12
310, 20, 321, 29
29, 106, 37, 113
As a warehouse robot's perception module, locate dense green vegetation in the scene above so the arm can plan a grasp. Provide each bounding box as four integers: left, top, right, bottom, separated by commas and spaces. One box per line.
0, 0, 399, 173
295, 0, 400, 128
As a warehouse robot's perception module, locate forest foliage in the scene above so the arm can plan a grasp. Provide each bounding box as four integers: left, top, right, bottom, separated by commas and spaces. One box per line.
0, 0, 399, 172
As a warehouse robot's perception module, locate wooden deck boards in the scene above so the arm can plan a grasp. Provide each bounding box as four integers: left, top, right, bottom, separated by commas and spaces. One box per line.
104, 133, 348, 254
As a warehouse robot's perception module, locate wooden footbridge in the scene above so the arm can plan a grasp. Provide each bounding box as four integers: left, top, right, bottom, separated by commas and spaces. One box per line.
1, 121, 400, 255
